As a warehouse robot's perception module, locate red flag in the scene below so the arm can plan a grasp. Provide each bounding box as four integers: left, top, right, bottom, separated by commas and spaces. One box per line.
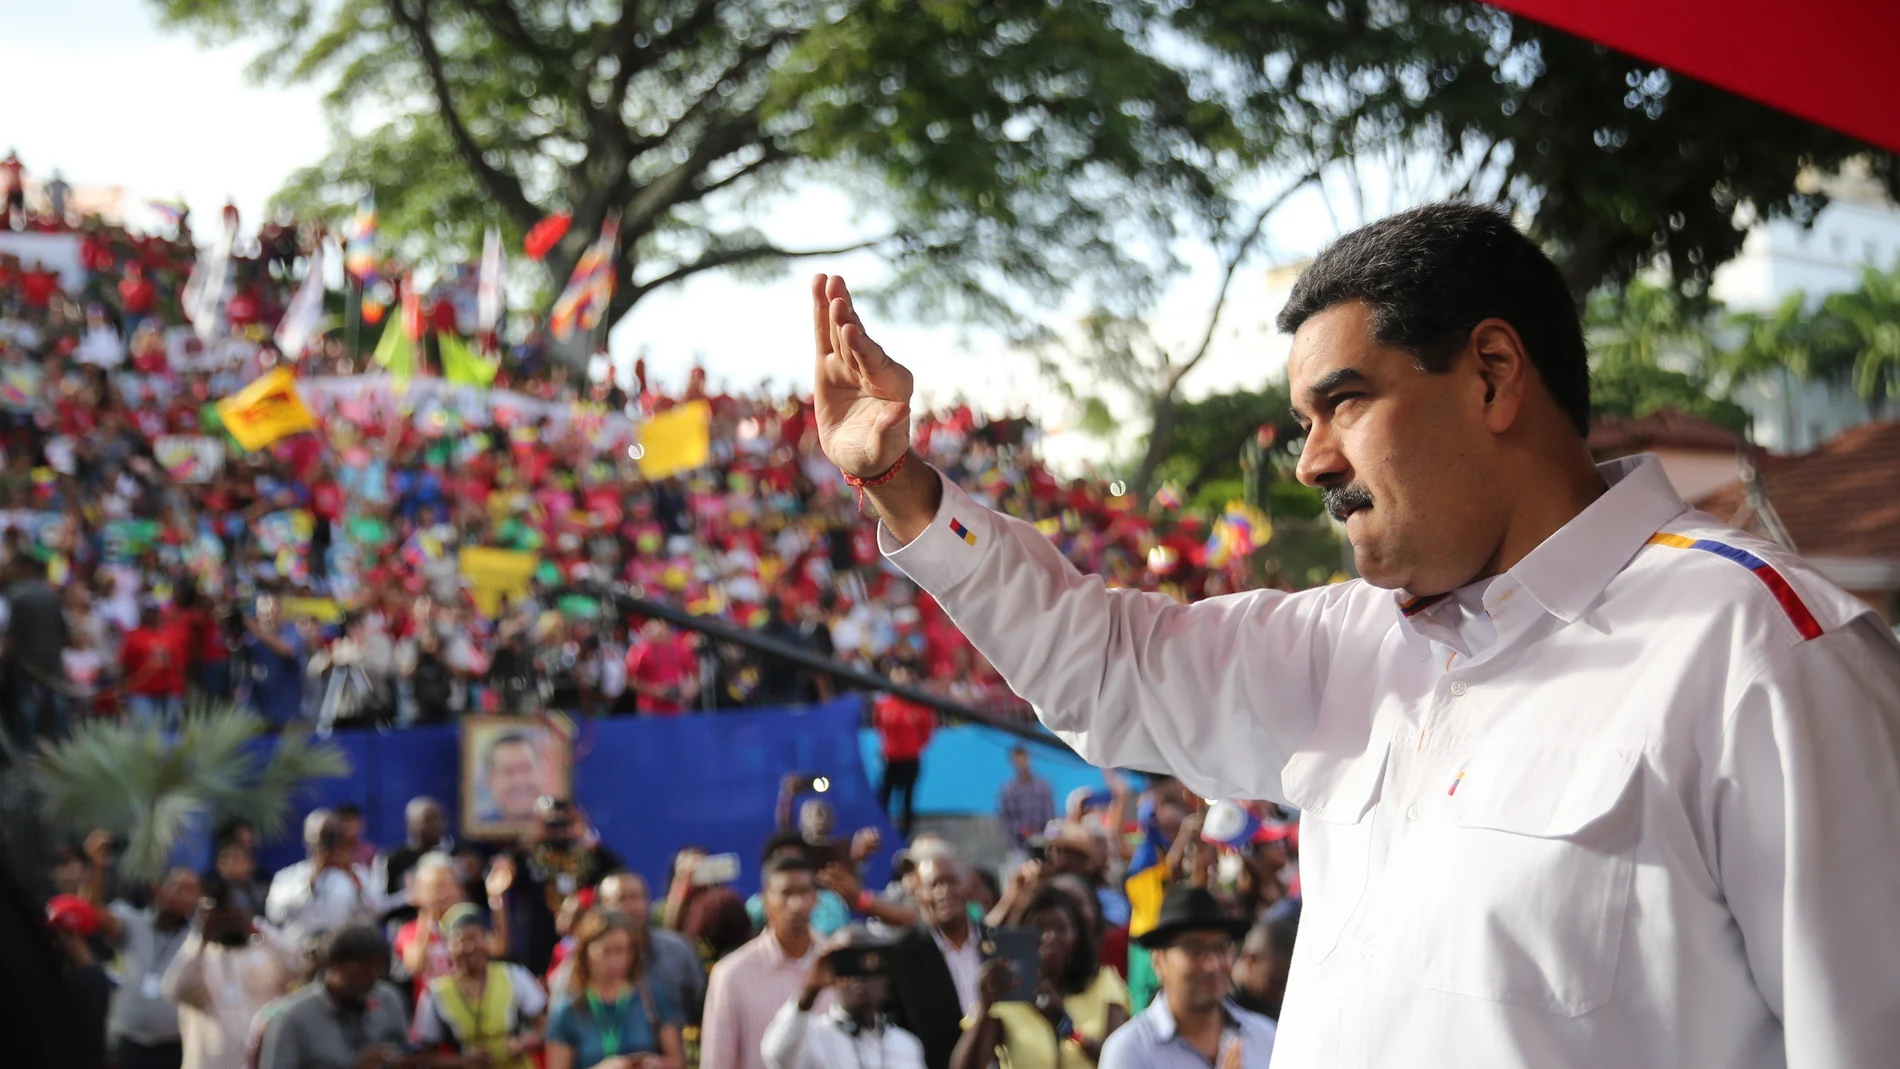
524, 213, 571, 261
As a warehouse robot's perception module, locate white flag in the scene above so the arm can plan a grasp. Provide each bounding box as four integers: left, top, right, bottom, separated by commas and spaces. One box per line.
274, 243, 327, 358
477, 226, 504, 337
181, 213, 234, 345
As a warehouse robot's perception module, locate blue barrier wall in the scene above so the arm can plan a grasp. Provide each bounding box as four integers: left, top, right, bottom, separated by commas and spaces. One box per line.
254, 701, 1117, 893
857, 725, 1117, 817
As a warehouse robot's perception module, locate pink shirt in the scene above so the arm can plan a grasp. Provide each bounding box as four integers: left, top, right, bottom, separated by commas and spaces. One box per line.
698, 930, 827, 1069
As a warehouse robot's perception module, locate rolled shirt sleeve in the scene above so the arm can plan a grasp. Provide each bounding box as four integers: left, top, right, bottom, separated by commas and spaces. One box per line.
881, 468, 1349, 802
1709, 616, 1900, 1066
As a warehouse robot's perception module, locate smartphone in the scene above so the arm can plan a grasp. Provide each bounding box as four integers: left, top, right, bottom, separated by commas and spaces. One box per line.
980, 926, 1040, 1003
828, 943, 891, 978
693, 852, 741, 887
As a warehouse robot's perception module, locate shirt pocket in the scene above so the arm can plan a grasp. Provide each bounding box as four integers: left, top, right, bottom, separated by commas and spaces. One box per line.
1281, 739, 1391, 966
1402, 740, 1643, 1017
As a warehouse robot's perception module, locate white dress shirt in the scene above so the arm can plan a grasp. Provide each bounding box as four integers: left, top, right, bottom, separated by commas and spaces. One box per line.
882, 454, 1900, 1069
761, 1000, 927, 1069
264, 859, 394, 942
161, 926, 300, 1069
930, 924, 982, 1016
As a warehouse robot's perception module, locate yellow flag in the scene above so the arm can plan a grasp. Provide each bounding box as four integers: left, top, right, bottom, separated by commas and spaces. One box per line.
216, 367, 317, 451
637, 400, 710, 479
459, 546, 540, 617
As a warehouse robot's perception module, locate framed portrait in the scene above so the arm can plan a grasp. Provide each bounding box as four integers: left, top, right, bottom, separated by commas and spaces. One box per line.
460, 715, 573, 841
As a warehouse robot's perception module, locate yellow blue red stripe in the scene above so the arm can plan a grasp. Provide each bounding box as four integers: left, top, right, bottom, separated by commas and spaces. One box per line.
1646, 533, 1823, 640
949, 518, 976, 546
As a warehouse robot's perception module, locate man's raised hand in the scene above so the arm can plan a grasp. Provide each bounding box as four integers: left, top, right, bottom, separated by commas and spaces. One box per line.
811, 274, 914, 480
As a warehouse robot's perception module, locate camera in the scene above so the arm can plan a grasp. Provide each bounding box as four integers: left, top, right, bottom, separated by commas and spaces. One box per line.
829, 943, 890, 978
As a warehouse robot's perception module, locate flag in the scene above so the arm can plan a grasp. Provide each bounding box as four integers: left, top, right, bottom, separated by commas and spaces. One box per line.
439, 331, 497, 387
523, 212, 571, 261
372, 274, 423, 380
477, 226, 505, 338
1153, 483, 1184, 511
549, 213, 618, 340
459, 547, 539, 617
345, 195, 378, 281
274, 244, 327, 358
215, 367, 317, 451
636, 400, 710, 479
181, 213, 234, 344
148, 200, 186, 226
1205, 500, 1271, 568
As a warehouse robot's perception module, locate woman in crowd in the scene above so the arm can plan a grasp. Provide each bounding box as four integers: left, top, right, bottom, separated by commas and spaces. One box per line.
952, 886, 1130, 1069
395, 852, 466, 1002
546, 910, 684, 1069
411, 905, 548, 1069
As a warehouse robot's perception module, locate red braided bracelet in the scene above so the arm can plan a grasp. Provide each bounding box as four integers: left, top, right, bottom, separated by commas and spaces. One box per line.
843, 450, 908, 510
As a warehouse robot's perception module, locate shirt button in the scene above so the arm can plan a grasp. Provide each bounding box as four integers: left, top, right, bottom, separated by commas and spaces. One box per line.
1406, 803, 1424, 821
1360, 939, 1377, 960
1448, 681, 1469, 697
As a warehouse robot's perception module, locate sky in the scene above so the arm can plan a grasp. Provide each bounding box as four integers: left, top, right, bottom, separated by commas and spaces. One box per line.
0, 0, 1386, 469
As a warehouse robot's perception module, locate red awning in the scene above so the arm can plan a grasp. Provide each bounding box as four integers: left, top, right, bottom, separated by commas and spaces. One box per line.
1486, 0, 1900, 153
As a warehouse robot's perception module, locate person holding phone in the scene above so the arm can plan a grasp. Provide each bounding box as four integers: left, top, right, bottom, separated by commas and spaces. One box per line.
545, 910, 683, 1069
950, 888, 1129, 1069
762, 926, 926, 1069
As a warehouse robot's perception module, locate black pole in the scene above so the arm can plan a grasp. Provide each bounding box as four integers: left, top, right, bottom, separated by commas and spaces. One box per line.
581, 583, 1078, 755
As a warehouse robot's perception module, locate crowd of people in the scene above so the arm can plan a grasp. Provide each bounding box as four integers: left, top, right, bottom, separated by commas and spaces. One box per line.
7, 161, 1305, 1068
38, 754, 1301, 1069
0, 153, 1268, 750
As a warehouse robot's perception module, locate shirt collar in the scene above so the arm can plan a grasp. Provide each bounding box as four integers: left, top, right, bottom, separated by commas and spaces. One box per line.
1146, 995, 1245, 1044
760, 928, 818, 968
1397, 454, 1686, 637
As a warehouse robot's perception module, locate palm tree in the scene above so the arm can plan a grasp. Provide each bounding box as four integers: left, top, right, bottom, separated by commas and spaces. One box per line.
28, 700, 351, 885
1826, 264, 1900, 408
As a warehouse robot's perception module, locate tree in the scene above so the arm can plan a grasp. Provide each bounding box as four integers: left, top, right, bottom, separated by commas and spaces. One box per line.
1582, 277, 1748, 429
1043, 173, 1317, 502
1719, 264, 1900, 411
1175, 0, 1900, 299
157, 0, 1240, 333
30, 703, 350, 884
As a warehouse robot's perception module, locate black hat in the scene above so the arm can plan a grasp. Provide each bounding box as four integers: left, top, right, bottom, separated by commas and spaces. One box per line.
1134, 886, 1251, 950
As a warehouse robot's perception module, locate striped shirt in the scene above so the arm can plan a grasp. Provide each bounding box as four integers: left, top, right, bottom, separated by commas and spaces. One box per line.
996, 775, 1055, 849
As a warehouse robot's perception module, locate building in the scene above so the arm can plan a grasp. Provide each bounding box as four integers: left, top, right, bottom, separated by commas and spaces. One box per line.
1710, 167, 1900, 453
1693, 420, 1900, 625
1588, 407, 1748, 504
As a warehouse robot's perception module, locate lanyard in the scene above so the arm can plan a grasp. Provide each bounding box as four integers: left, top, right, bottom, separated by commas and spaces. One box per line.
444, 970, 493, 1046
587, 989, 631, 1056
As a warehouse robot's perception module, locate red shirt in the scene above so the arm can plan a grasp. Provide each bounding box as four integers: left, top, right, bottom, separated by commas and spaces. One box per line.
626, 638, 690, 715
118, 274, 157, 315
120, 625, 187, 697
873, 694, 936, 762
21, 269, 58, 309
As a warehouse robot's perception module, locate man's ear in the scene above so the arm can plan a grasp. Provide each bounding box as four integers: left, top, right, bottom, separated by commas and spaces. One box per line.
1468, 318, 1530, 433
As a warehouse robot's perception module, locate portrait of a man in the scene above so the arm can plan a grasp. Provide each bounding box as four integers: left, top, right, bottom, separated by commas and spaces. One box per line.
461, 716, 571, 839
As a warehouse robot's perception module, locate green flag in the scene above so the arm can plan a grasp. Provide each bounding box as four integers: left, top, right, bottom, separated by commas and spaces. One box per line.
439, 331, 497, 387
372, 320, 415, 381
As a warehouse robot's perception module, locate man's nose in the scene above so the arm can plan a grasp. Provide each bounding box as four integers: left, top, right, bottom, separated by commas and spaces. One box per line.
1295, 422, 1347, 489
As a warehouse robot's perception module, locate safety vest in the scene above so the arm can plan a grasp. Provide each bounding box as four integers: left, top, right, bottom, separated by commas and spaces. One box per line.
428, 963, 530, 1069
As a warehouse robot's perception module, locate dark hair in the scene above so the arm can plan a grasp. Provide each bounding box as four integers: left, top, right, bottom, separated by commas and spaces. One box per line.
212, 818, 254, 850
758, 831, 808, 867
322, 924, 388, 967
761, 852, 815, 886
335, 803, 362, 820
1023, 886, 1099, 996
1276, 201, 1590, 436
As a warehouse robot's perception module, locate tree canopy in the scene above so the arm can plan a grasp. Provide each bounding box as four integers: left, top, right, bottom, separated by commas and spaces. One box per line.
1175, 0, 1898, 298
156, 0, 1249, 330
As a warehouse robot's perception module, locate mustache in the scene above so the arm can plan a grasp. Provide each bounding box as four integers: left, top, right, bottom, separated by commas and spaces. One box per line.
1323, 484, 1373, 522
